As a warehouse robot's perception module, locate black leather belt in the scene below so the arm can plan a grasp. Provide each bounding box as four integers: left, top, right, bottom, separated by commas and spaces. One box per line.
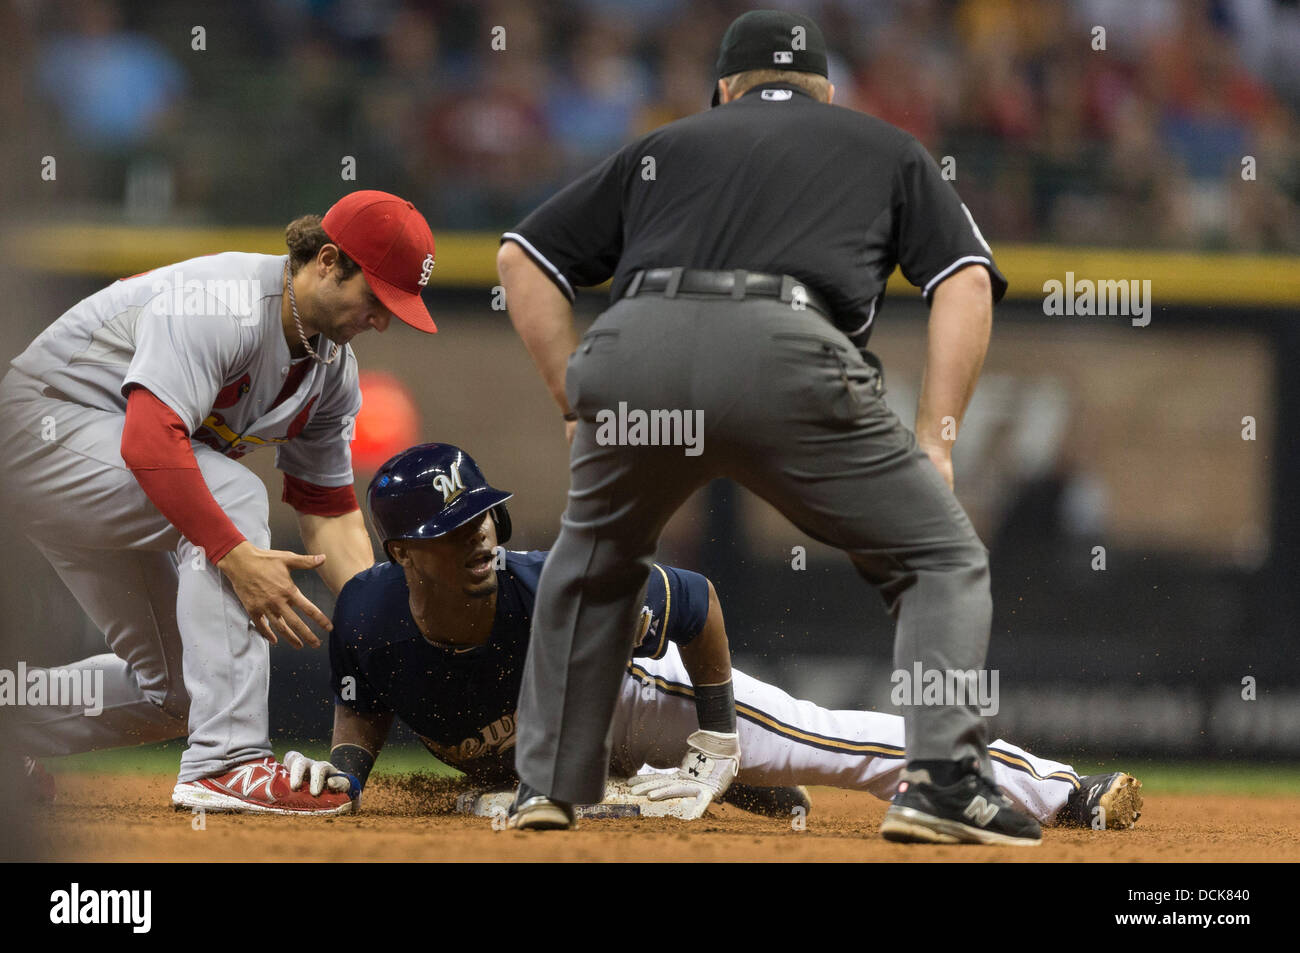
623, 267, 832, 319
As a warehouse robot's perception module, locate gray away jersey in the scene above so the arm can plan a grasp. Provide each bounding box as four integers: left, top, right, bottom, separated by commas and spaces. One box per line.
9, 252, 361, 486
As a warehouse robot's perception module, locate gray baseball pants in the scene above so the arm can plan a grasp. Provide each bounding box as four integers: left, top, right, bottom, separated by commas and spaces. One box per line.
0, 369, 275, 781
515, 292, 994, 805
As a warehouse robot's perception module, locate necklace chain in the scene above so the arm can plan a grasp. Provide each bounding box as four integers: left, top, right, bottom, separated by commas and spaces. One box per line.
285, 260, 340, 366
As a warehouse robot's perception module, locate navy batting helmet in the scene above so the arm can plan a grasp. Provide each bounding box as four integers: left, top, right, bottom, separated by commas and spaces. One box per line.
367, 443, 513, 561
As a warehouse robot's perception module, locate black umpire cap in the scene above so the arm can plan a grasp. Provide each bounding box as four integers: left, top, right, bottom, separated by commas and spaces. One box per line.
711, 9, 830, 107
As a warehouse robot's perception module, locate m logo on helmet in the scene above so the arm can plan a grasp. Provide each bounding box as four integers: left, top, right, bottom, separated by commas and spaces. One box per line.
773, 50, 793, 64
432, 461, 466, 504
418, 253, 435, 288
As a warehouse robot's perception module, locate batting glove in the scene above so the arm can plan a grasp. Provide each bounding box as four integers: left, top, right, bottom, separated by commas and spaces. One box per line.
626, 730, 740, 820
284, 750, 361, 804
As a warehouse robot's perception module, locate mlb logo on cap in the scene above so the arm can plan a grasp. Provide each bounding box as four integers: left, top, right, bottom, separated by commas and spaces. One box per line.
322, 190, 439, 333
711, 10, 829, 107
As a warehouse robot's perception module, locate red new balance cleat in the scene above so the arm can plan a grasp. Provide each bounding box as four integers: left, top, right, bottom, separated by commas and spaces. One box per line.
171, 756, 356, 816
23, 756, 57, 805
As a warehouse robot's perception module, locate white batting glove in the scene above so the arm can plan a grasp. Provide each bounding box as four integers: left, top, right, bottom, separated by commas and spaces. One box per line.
284, 750, 360, 802
626, 730, 740, 820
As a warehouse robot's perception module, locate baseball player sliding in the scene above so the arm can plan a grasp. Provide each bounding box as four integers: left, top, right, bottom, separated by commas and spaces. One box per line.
0, 190, 437, 815
285, 443, 1142, 832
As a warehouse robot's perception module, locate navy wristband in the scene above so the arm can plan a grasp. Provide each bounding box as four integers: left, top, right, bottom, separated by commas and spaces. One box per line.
330, 743, 376, 790
694, 680, 736, 733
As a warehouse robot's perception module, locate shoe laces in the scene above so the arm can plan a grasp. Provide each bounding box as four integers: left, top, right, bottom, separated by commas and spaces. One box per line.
971, 774, 1013, 807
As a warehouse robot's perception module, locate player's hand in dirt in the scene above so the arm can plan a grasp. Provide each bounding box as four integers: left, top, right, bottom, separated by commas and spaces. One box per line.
217, 541, 333, 648
284, 750, 361, 804
626, 730, 740, 820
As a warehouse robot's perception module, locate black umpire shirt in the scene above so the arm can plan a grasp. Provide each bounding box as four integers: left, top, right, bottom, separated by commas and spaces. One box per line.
503, 82, 1008, 350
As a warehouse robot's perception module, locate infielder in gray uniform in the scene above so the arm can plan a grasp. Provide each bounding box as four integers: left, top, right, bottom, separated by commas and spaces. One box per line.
499, 11, 1042, 844
0, 190, 437, 814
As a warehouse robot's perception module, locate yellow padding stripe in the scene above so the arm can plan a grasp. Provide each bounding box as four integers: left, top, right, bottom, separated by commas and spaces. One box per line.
6, 226, 1297, 307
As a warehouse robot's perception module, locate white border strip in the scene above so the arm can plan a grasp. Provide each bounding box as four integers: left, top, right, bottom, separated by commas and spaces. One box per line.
501, 231, 575, 302
847, 293, 880, 338
921, 255, 991, 299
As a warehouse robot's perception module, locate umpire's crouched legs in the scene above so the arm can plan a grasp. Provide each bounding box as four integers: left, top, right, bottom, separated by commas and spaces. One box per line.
857, 530, 993, 773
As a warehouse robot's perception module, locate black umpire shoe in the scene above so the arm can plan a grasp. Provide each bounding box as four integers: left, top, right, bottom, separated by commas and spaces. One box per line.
1057, 772, 1143, 830
507, 781, 577, 831
881, 762, 1042, 846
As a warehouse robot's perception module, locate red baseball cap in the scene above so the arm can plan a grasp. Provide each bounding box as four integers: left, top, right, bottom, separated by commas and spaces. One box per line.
322, 190, 438, 333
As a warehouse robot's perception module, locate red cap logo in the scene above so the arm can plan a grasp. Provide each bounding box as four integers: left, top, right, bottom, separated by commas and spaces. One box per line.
322, 190, 438, 333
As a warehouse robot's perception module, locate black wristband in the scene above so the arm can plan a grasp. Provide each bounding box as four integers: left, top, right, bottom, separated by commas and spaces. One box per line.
330, 743, 376, 790
562, 411, 579, 422
694, 680, 736, 733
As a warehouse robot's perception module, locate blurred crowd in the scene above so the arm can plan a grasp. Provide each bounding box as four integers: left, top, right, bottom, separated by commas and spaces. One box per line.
2, 0, 1298, 249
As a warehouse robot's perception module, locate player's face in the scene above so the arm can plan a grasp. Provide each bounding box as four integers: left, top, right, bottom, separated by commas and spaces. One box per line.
399, 512, 500, 599
315, 269, 394, 345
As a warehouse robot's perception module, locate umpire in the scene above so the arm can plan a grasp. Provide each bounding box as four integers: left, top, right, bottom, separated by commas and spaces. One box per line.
498, 9, 1039, 845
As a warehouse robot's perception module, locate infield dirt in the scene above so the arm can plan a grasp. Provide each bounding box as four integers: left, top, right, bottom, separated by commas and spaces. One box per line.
33, 772, 1300, 862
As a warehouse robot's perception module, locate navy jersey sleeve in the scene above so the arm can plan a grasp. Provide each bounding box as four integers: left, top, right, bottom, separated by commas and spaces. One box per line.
501, 146, 630, 301
631, 562, 710, 660
329, 579, 392, 716
894, 136, 1008, 304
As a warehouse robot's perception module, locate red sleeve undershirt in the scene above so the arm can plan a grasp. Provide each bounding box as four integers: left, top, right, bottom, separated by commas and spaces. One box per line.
121, 387, 246, 564
121, 388, 360, 564
281, 472, 359, 517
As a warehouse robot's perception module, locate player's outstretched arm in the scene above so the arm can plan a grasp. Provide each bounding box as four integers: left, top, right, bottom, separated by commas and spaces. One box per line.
677, 578, 733, 693
628, 578, 740, 817
296, 509, 377, 596
328, 702, 395, 793
915, 263, 993, 491
119, 386, 331, 648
